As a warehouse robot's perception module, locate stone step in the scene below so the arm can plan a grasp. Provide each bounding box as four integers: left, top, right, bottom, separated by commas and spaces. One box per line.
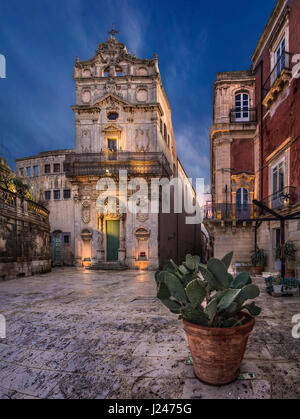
88, 262, 128, 271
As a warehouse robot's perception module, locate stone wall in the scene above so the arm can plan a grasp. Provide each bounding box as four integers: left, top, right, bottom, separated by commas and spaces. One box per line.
0, 187, 51, 280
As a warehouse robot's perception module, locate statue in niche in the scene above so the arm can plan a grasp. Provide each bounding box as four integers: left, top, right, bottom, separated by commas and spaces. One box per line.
81, 129, 92, 153
135, 129, 150, 152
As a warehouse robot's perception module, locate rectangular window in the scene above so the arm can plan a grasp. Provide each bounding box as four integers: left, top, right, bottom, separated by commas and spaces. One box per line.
54, 190, 61, 200
63, 233, 71, 246
274, 37, 286, 84
271, 159, 285, 209
108, 139, 117, 152
26, 167, 31, 177
53, 163, 60, 173
19, 168, 24, 177
45, 191, 51, 201
45, 164, 51, 174
33, 165, 39, 176
63, 189, 71, 199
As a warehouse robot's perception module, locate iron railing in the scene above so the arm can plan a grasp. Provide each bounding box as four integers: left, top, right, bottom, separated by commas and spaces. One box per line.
64, 151, 173, 177
262, 186, 297, 211
263, 51, 293, 97
203, 202, 255, 221
229, 108, 257, 124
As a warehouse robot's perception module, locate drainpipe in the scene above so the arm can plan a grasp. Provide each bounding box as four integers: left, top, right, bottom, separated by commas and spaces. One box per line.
259, 60, 264, 204
280, 219, 286, 279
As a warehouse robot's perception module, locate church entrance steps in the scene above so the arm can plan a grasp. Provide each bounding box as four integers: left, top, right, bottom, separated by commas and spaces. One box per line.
88, 262, 128, 271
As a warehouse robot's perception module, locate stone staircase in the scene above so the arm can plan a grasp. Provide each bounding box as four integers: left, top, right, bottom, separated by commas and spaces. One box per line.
88, 262, 128, 271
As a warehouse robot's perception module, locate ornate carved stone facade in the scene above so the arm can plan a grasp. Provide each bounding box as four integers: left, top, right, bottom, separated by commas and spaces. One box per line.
15, 34, 205, 270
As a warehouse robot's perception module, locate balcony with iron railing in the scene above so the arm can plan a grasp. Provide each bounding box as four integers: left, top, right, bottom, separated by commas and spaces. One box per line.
63, 151, 173, 177
262, 186, 297, 211
263, 52, 293, 107
203, 202, 255, 221
229, 108, 257, 124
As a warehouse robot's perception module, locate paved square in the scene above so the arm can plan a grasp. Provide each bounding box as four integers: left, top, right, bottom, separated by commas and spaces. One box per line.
0, 268, 299, 399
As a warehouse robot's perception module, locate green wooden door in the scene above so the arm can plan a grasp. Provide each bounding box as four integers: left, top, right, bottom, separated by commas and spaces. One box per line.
54, 234, 61, 265
106, 220, 120, 261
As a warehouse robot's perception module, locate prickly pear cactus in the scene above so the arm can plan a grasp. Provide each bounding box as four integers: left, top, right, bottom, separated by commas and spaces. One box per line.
155, 252, 261, 328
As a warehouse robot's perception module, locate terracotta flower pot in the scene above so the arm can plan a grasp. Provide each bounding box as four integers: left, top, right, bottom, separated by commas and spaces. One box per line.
286, 269, 295, 278
252, 266, 264, 275
183, 313, 255, 386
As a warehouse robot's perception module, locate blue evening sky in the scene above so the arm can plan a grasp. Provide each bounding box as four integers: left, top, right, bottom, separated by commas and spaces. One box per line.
0, 0, 276, 187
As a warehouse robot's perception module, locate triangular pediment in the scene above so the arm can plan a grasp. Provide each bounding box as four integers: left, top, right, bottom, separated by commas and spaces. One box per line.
102, 123, 123, 133
93, 93, 132, 108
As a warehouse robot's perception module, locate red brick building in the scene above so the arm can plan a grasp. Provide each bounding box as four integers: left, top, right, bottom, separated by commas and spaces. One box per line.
205, 0, 300, 273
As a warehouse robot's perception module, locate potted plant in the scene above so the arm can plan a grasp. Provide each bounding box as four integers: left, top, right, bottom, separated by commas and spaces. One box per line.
251, 248, 266, 276
265, 276, 283, 296
285, 241, 296, 278
155, 252, 261, 386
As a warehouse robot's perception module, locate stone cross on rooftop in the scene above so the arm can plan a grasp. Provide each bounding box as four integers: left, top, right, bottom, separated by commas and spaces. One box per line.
108, 24, 119, 38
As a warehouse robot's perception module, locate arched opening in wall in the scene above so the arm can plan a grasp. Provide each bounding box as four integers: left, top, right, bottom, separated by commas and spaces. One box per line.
103, 67, 110, 77
236, 188, 250, 219
107, 112, 119, 121
116, 66, 123, 77
135, 227, 150, 263
235, 93, 249, 122
81, 229, 92, 267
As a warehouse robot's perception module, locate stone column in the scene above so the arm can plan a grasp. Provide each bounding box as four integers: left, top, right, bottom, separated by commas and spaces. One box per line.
100, 215, 105, 261
232, 192, 236, 219
73, 185, 82, 266
118, 215, 126, 264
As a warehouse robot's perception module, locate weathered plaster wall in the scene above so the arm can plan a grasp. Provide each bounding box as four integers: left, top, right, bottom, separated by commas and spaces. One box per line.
0, 189, 51, 280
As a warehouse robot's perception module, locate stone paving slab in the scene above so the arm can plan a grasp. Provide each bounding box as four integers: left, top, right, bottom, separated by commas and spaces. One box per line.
0, 268, 299, 399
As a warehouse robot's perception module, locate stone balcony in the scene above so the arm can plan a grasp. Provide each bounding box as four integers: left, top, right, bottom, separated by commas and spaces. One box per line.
63, 151, 173, 178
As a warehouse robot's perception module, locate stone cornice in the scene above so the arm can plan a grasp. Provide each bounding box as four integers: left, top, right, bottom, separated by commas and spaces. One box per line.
251, 0, 289, 68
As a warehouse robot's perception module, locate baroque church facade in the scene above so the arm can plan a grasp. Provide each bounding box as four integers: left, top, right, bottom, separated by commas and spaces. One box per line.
16, 34, 206, 270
